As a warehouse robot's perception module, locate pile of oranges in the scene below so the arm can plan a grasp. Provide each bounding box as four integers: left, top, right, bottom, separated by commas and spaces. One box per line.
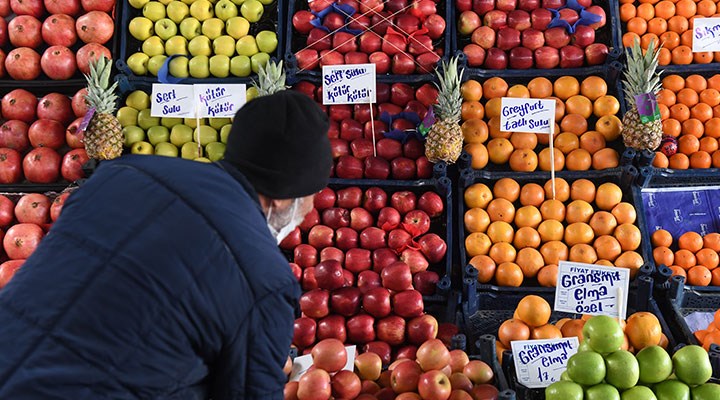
652, 229, 720, 285
653, 74, 720, 169
460, 76, 623, 172
464, 177, 645, 287
694, 309, 720, 350
495, 295, 668, 360
620, 0, 720, 66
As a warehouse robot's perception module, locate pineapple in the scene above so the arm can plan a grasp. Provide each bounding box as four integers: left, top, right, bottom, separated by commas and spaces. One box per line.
425, 56, 464, 164
621, 39, 663, 151
252, 60, 287, 97
83, 56, 122, 160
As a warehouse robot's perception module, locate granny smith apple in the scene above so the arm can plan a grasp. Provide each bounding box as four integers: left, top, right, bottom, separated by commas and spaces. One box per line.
181, 142, 203, 159
131, 141, 155, 155
179, 18, 202, 40
123, 126, 146, 147
126, 90, 150, 110
209, 118, 231, 130
143, 2, 167, 21
167, 1, 190, 24
636, 346, 673, 384
205, 142, 226, 161
155, 18, 178, 41
148, 55, 168, 76
195, 157, 212, 162
235, 36, 258, 56
620, 386, 656, 400
691, 383, 720, 400
127, 52, 150, 75
138, 109, 161, 130
190, 0, 214, 21
147, 125, 171, 145
240, 0, 263, 23
226, 16, 249, 39
213, 35, 235, 56
255, 30, 277, 53
169, 56, 190, 78
585, 384, 619, 400
230, 55, 251, 76
189, 55, 210, 78
560, 371, 571, 381
189, 36, 212, 56
129, 17, 154, 41
170, 124, 194, 146
215, 0, 238, 20
142, 36, 165, 57
231, 0, 247, 5
672, 345, 712, 386
202, 18, 225, 40
209, 55, 231, 77
155, 142, 179, 157
655, 380, 690, 400
220, 124, 231, 143
567, 351, 606, 386
129, 0, 150, 9
604, 350, 639, 389
161, 117, 183, 128
195, 125, 218, 145
165, 35, 188, 55
117, 106, 140, 127
583, 315, 624, 354
246, 86, 258, 101
578, 340, 592, 353
157, 0, 173, 5
184, 118, 206, 128
545, 381, 583, 400
250, 52, 270, 73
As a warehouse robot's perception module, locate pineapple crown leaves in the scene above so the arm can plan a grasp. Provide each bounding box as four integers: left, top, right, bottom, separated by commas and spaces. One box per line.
252, 60, 288, 97
432, 56, 464, 123
623, 37, 663, 108
83, 56, 118, 114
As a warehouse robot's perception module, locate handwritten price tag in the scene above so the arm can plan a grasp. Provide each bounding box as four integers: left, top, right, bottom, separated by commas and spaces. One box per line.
511, 338, 579, 389
554, 261, 630, 320
195, 84, 246, 118
150, 84, 195, 118
322, 64, 376, 105
289, 346, 356, 382
499, 98, 556, 134
693, 17, 720, 52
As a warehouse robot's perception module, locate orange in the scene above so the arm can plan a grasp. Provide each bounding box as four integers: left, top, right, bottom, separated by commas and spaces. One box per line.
555, 132, 581, 154
659, 103, 670, 120
625, 312, 662, 351
465, 143, 489, 169
677, 88, 699, 107
670, 103, 691, 122
566, 200, 594, 224
462, 118, 489, 143
538, 219, 564, 242
488, 116, 511, 139
697, 0, 717, 16
461, 80, 482, 101
704, 232, 720, 251
713, 268, 720, 286
700, 88, 720, 107
680, 30, 693, 47
615, 223, 642, 251
515, 205, 542, 229
695, 52, 715, 64
668, 15, 689, 33
596, 115, 623, 141
593, 95, 621, 117
540, 199, 566, 222
537, 265, 558, 287
489, 242, 517, 264
507, 84, 530, 99
514, 226, 541, 249
702, 331, 720, 351
485, 98, 503, 119
713, 150, 720, 167
531, 324, 563, 339
679, 231, 704, 252
561, 113, 589, 135
641, 33, 661, 50
560, 320, 585, 341
487, 138, 514, 165
498, 318, 530, 347
595, 182, 623, 211
580, 76, 607, 101
553, 76, 580, 100
566, 149, 592, 171
493, 178, 520, 202
623, 32, 642, 48
564, 222, 595, 246
671, 45, 693, 65
469, 255, 496, 283
465, 232, 492, 257
570, 243, 599, 264
593, 149, 619, 174
620, 3, 637, 22
566, 95, 594, 119
658, 47, 672, 65
487, 221, 515, 244
465, 208, 491, 233
663, 119, 682, 138
616, 251, 645, 277
510, 132, 538, 150
706, 118, 720, 138
495, 262, 524, 287
654, 0, 676, 19
594, 235, 623, 262
549, 96, 565, 121
544, 178, 569, 202
589, 211, 619, 236
657, 88, 677, 107
675, 0, 697, 19
675, 249, 697, 269
487, 198, 515, 223
687, 265, 712, 286
528, 77, 553, 98
696, 248, 719, 269
670, 265, 687, 279
611, 202, 637, 224
681, 119, 704, 138
627, 17, 648, 35
580, 131, 607, 154
709, 74, 720, 91
519, 183, 545, 207
538, 147, 566, 172
461, 101, 484, 121
570, 179, 596, 202
637, 2, 655, 20
515, 295, 552, 328
648, 18, 668, 35
464, 183, 493, 208
659, 31, 681, 51
654, 151, 670, 168
654, 246, 675, 266
516, 248, 545, 279
652, 229, 673, 247
663, 74, 685, 92
483, 77, 508, 99
692, 103, 714, 122
540, 241, 569, 266
690, 151, 712, 169
669, 152, 690, 169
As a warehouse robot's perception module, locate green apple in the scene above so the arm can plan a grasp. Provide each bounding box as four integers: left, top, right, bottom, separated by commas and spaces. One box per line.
165, 35, 188, 55
194, 125, 218, 145
138, 109, 161, 130
202, 18, 225, 40
672, 345, 712, 386
257, 0, 273, 5
126, 90, 150, 110
167, 1, 190, 24
188, 36, 212, 56
148, 54, 168, 76
155, 142, 179, 157
127, 52, 150, 75
604, 350, 639, 389
220, 124, 231, 143
129, 17, 154, 41
181, 142, 203, 159
636, 346, 673, 384
226, 16, 249, 39
157, 0, 173, 5
117, 106, 139, 127
655, 380, 690, 400
179, 18, 202, 40
189, 55, 210, 78
246, 86, 258, 101
582, 315, 624, 354
168, 56, 190, 78
235, 35, 258, 56
209, 54, 230, 77
142, 36, 165, 57
161, 117, 183, 128
142, 2, 167, 21
194, 157, 212, 162
215, 0, 238, 20
128, 0, 150, 9
567, 351, 605, 386
255, 30, 277, 53
209, 118, 230, 130
189, 0, 214, 21
240, 0, 263, 23
154, 18, 178, 40
691, 383, 720, 400
181, 0, 195, 4
620, 386, 656, 400
250, 52, 269, 73
230, 55, 251, 76
578, 340, 592, 353
213, 35, 235, 56
545, 381, 583, 400
131, 141, 155, 155
230, 0, 247, 5
585, 384, 619, 400
184, 118, 206, 128
147, 125, 171, 145
205, 141, 226, 161
170, 124, 194, 146
123, 126, 146, 147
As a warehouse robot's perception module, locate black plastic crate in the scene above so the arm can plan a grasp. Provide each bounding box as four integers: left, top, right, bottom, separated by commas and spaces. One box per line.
452, 0, 622, 79
284, 0, 452, 83
457, 334, 517, 400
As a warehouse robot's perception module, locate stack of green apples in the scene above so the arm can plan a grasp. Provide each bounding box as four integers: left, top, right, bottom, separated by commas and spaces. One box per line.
126, 0, 278, 78
545, 315, 720, 400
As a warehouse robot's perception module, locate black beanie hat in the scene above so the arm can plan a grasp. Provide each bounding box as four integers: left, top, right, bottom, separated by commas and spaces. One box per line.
223, 90, 331, 199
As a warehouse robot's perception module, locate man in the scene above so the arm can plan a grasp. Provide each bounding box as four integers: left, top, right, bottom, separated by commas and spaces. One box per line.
0, 90, 331, 399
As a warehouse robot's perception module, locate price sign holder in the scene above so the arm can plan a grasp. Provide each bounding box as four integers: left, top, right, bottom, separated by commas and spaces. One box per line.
511, 337, 579, 389
554, 261, 630, 319
692, 17, 720, 52
150, 84, 196, 118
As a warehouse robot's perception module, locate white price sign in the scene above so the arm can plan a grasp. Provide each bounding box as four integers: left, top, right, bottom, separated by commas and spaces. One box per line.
288, 345, 356, 382
554, 261, 630, 319
322, 63, 376, 105
693, 18, 720, 52
499, 98, 556, 134
150, 84, 196, 118
195, 84, 246, 118
511, 338, 579, 389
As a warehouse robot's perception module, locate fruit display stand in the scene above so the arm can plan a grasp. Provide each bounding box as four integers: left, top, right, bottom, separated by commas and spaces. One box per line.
284, 0, 452, 82
116, 0, 283, 82
452, 0, 622, 77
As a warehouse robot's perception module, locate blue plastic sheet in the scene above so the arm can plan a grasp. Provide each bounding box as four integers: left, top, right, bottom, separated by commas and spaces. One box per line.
641, 186, 720, 239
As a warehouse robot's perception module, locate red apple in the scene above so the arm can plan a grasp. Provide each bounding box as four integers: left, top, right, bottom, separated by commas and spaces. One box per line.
344, 248, 370, 275
471, 25, 496, 49
350, 207, 374, 231
484, 47, 508, 69
364, 156, 391, 180
324, 12, 346, 30
330, 138, 350, 160
293, 317, 317, 349
299, 208, 320, 233
293, 10, 314, 34
356, 352, 383, 381
388, 229, 413, 252
403, 210, 431, 236
572, 24, 595, 48
381, 261, 413, 291
483, 10, 507, 30
544, 27, 570, 48
585, 5, 606, 29
472, 384, 500, 400
534, 46, 560, 69
560, 45, 585, 68
347, 313, 376, 343
302, 267, 318, 291
337, 187, 362, 209
298, 370, 332, 400
521, 28, 545, 50
507, 9, 531, 31
373, 248, 399, 272
414, 270, 440, 295
396, 345, 418, 361
336, 155, 364, 179
295, 49, 319, 71
331, 286, 362, 317
464, 360, 494, 384
294, 244, 318, 269
496, 0, 517, 11
407, 314, 439, 345
319, 49, 344, 66
418, 370, 452, 400
376, 315, 406, 346
377, 207, 401, 231
332, 370, 362, 399
417, 156, 433, 179
333, 31, 358, 54
345, 51, 369, 65
423, 14, 446, 40
531, 8, 552, 30
376, 138, 402, 160
360, 227, 387, 250
559, 8, 579, 25
363, 187, 388, 213
289, 262, 302, 281
369, 51, 391, 74
358, 31, 382, 54
357, 269, 382, 294
336, 227, 358, 251
509, 46, 534, 69
309, 225, 335, 249
391, 359, 423, 393
464, 44, 486, 67
362, 286, 391, 318
300, 288, 330, 319
585, 43, 609, 65
363, 341, 392, 366
416, 338, 451, 371
307, 28, 332, 51
392, 290, 424, 318
473, 0, 495, 15
458, 11, 481, 36
315, 259, 345, 290
392, 53, 416, 75
391, 157, 417, 180
518, 0, 539, 11
401, 248, 430, 273
322, 207, 350, 230
542, 0, 565, 7
403, 139, 424, 160
348, 14, 370, 32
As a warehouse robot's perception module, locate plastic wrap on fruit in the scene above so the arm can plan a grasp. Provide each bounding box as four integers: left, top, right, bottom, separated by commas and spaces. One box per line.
546, 0, 602, 34
659, 135, 678, 157
309, 2, 363, 35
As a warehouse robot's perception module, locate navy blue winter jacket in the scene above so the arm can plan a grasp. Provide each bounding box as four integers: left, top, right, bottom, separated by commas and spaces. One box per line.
0, 155, 300, 399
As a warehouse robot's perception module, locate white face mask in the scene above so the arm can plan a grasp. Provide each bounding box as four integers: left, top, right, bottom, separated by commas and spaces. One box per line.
266, 198, 305, 245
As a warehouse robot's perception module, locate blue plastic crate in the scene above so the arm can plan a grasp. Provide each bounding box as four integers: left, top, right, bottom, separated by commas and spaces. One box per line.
452, 0, 622, 78
116, 0, 284, 84
284, 0, 452, 83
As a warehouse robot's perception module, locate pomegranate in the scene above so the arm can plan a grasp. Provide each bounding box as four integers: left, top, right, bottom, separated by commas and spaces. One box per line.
76, 11, 114, 44
3, 223, 44, 259
5, 47, 41, 80
75, 43, 110, 74
37, 93, 74, 125
28, 119, 66, 149
23, 147, 61, 183
2, 89, 37, 123
0, 148, 22, 184
8, 15, 42, 48
61, 148, 88, 182
44, 0, 82, 16
42, 14, 78, 47
41, 45, 77, 80
80, 0, 114, 12
0, 195, 14, 226
0, 120, 30, 152
10, 0, 44, 18
0, 259, 25, 288
65, 117, 84, 148
72, 88, 89, 117
15, 193, 51, 225
50, 191, 71, 222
